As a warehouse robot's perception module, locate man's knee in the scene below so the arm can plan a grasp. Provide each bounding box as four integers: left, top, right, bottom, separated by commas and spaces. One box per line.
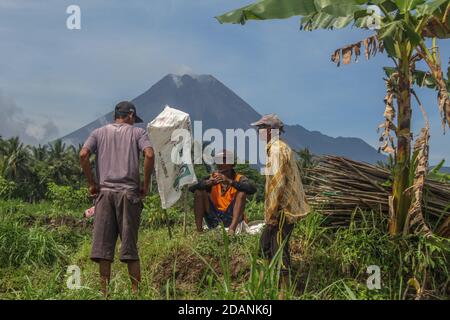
235, 191, 247, 204
235, 191, 247, 210
194, 190, 207, 199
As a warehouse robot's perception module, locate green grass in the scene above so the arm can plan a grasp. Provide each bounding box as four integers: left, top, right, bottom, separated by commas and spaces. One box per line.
0, 218, 67, 268
0, 199, 448, 300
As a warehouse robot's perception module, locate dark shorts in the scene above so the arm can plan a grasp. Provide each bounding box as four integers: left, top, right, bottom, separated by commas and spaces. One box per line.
204, 197, 242, 229
91, 190, 143, 263
259, 221, 295, 275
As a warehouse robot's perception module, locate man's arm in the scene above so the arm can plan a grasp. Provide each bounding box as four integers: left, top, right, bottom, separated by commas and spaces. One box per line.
79, 147, 98, 197
188, 176, 213, 193
214, 174, 257, 195
141, 147, 155, 198
232, 176, 257, 195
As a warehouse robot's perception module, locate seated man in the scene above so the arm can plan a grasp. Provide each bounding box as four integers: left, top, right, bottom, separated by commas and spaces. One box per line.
189, 150, 257, 235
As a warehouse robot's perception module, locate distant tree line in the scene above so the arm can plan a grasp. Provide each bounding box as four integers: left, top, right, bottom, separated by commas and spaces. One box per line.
0, 136, 85, 202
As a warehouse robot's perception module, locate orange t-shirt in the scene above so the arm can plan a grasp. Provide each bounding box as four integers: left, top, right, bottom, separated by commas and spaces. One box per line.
210, 174, 242, 212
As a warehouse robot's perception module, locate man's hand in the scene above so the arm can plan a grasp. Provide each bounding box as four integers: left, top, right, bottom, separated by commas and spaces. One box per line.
203, 179, 214, 188
227, 228, 235, 236
89, 184, 98, 198
140, 185, 149, 200
213, 173, 232, 185
210, 172, 219, 185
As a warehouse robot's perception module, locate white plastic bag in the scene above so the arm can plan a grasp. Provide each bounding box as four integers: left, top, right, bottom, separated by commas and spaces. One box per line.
148, 106, 197, 209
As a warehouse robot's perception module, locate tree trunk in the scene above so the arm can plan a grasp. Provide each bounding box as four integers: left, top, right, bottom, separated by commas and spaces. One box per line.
389, 54, 413, 236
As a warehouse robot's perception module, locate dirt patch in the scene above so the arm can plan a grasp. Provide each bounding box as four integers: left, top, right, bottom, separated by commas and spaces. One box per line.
153, 247, 249, 288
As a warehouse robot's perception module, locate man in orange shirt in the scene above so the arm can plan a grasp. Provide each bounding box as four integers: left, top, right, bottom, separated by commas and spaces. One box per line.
189, 150, 257, 235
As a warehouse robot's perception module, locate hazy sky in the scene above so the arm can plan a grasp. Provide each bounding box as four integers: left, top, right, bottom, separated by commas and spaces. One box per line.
0, 0, 448, 164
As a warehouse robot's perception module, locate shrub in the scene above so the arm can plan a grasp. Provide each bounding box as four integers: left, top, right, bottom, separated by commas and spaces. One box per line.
142, 194, 183, 228
46, 183, 89, 210
245, 198, 264, 221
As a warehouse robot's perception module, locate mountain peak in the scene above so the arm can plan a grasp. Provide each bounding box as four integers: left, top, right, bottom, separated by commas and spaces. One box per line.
166, 73, 216, 88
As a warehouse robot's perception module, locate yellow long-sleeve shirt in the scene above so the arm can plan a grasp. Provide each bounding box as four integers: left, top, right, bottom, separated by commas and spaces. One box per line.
264, 138, 310, 225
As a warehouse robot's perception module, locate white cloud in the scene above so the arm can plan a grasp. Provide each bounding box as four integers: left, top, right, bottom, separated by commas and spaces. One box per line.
0, 90, 59, 145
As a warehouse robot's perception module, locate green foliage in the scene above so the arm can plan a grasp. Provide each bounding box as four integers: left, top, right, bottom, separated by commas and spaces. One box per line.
0, 176, 15, 199
0, 200, 449, 299
46, 183, 90, 211
429, 159, 450, 183
244, 238, 296, 300
217, 0, 450, 42
142, 194, 184, 228
244, 198, 265, 221
0, 217, 66, 268
0, 136, 86, 202
294, 211, 450, 299
296, 148, 318, 185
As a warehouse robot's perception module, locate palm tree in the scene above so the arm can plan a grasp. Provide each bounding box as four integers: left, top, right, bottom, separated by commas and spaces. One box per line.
47, 139, 73, 185
0, 135, 5, 154
30, 144, 48, 162
48, 139, 67, 160
1, 137, 31, 181
0, 136, 5, 175
216, 0, 449, 236
68, 143, 86, 187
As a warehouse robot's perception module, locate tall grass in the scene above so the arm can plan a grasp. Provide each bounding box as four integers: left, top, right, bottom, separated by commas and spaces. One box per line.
294, 210, 449, 299
0, 217, 66, 268
1, 198, 448, 300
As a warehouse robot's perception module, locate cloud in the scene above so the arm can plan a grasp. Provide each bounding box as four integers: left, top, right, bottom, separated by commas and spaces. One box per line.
0, 90, 59, 145
172, 65, 195, 76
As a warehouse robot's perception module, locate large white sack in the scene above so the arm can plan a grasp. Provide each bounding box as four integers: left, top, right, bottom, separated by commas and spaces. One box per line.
148, 106, 197, 209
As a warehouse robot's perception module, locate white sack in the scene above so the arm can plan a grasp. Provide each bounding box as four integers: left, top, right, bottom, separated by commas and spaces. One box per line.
148, 106, 197, 209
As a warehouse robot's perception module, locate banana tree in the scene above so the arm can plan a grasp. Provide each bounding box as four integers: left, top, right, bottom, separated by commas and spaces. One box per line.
216, 0, 450, 236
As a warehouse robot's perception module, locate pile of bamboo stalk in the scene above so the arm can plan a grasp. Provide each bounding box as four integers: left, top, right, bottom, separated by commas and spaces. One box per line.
304, 156, 450, 233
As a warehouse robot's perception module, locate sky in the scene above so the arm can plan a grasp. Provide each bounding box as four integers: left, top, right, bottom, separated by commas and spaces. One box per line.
0, 0, 448, 164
